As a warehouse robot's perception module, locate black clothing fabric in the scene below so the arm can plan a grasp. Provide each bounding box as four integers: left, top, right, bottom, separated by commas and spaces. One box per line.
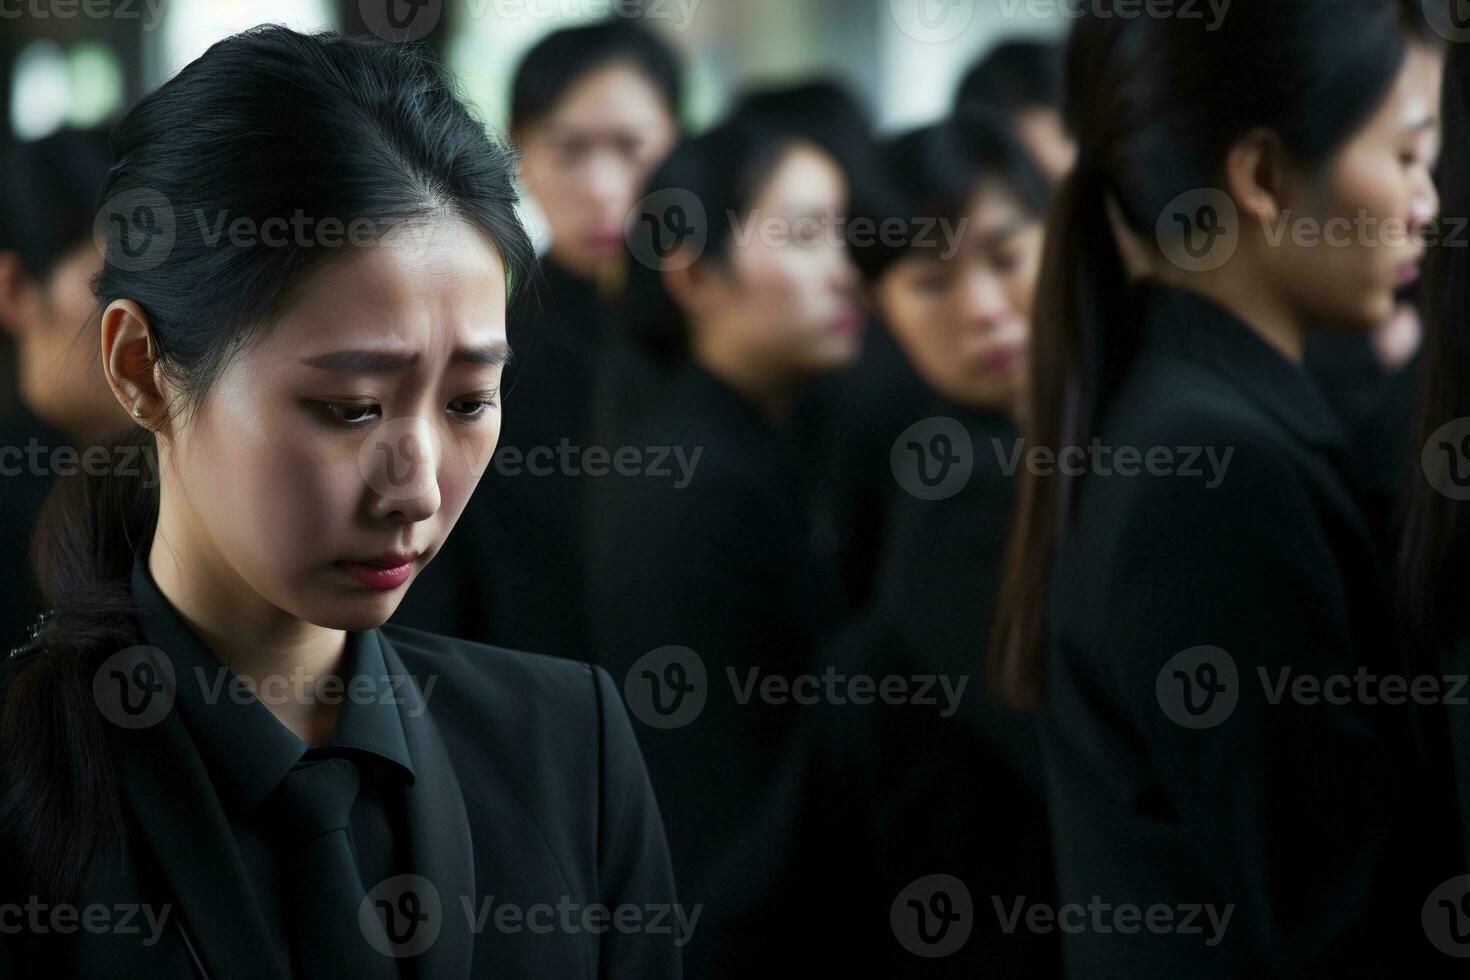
0, 553, 681, 979
793, 316, 929, 611
1041, 282, 1451, 977
790, 401, 1060, 977
585, 360, 845, 979
130, 555, 411, 975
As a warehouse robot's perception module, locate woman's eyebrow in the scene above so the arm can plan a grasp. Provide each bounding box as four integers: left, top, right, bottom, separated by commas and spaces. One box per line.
298, 341, 513, 373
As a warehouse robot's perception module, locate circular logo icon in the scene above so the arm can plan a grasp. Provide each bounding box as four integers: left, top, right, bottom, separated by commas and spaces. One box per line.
1155, 188, 1239, 273
1423, 0, 1470, 42
94, 188, 176, 273
891, 417, 974, 501
891, 874, 973, 958
889, 0, 975, 43
626, 188, 707, 272
93, 645, 176, 730
361, 874, 443, 957
1422, 417, 1470, 501
359, 0, 442, 42
1423, 874, 1470, 957
1156, 645, 1238, 729
624, 646, 707, 730
359, 416, 438, 502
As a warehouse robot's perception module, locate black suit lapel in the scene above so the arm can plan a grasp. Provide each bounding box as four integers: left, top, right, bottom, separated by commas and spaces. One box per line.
112, 674, 285, 980
377, 630, 476, 980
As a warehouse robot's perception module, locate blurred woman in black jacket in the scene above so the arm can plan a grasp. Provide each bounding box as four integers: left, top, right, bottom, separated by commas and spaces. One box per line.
990, 2, 1452, 976
586, 117, 861, 979
392, 20, 681, 657
792, 114, 1060, 977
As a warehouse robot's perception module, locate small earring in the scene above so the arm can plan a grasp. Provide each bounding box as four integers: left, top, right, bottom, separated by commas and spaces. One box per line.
132, 405, 143, 419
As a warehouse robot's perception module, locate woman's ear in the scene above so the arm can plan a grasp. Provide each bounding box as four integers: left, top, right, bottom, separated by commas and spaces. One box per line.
1224, 127, 1291, 228
100, 299, 167, 429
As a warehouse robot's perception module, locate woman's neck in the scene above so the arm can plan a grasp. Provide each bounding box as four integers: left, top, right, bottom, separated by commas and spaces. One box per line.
1146, 266, 1305, 364
147, 525, 348, 744
689, 334, 800, 423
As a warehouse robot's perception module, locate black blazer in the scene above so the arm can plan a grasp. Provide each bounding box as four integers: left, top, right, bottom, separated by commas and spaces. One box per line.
1042, 283, 1449, 977
789, 400, 1058, 977
585, 360, 845, 979
0, 573, 680, 978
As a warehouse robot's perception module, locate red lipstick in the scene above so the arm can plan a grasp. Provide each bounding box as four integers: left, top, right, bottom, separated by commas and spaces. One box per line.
335, 550, 418, 590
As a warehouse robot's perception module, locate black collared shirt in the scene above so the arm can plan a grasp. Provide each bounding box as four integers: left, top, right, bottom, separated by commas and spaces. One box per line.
129, 554, 414, 977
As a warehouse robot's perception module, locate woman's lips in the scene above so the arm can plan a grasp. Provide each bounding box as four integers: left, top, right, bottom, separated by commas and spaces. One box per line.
977, 344, 1025, 376
334, 559, 413, 590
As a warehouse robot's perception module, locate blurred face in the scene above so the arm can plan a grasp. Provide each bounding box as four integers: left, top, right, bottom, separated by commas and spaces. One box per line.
1262, 41, 1442, 331
874, 187, 1044, 413
0, 240, 121, 439
517, 61, 678, 281
155, 219, 508, 631
695, 145, 862, 379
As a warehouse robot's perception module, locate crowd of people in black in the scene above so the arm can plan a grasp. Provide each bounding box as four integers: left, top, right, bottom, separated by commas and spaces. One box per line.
4, 1, 1470, 976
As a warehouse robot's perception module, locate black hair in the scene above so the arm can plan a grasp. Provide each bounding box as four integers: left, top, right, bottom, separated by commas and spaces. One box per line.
0, 23, 532, 902
1401, 37, 1470, 656
726, 78, 875, 196
0, 126, 114, 283
622, 119, 812, 363
954, 38, 1065, 119
990, 0, 1439, 708
508, 19, 682, 136
849, 110, 1049, 284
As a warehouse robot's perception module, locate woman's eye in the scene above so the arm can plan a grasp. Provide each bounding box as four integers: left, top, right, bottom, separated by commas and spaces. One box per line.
449, 393, 498, 421
321, 402, 380, 427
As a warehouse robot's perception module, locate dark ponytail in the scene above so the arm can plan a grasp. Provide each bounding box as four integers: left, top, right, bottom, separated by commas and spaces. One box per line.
0, 24, 531, 901
2, 426, 158, 898
1400, 38, 1470, 656
989, 0, 1437, 709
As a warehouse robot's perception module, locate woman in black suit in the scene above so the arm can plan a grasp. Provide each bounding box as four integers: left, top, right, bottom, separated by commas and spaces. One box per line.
586, 117, 861, 978
0, 26, 677, 979
792, 115, 1059, 976
393, 20, 682, 658
990, 2, 1451, 976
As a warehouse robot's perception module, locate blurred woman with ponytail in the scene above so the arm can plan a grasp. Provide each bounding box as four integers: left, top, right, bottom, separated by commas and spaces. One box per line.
990, 2, 1452, 975
0, 25, 677, 979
